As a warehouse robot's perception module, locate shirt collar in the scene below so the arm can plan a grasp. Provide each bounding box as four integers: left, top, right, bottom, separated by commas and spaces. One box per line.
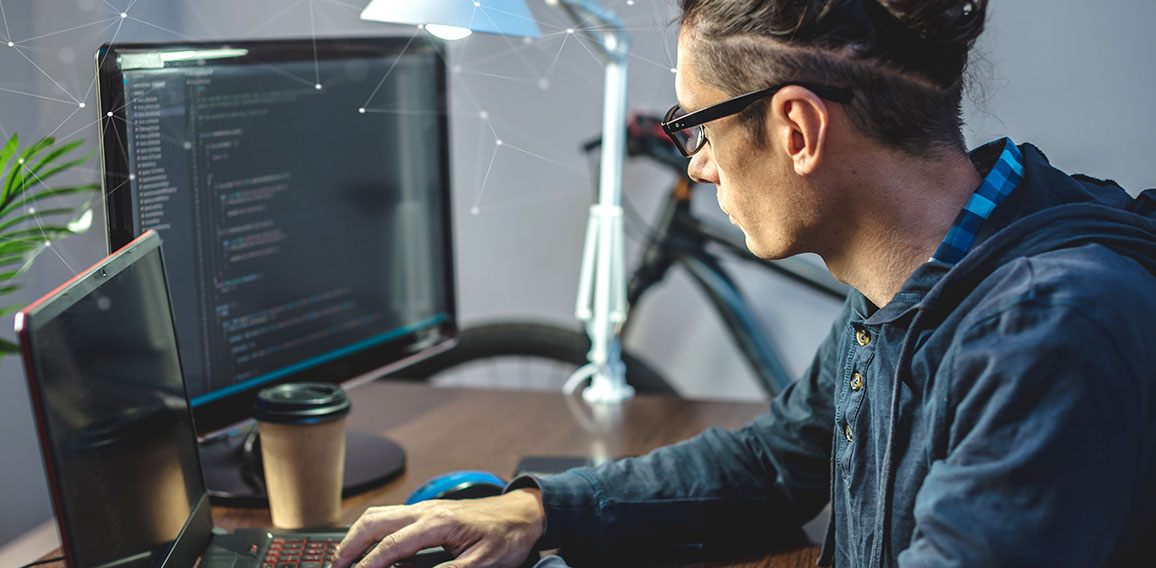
929, 138, 1024, 264
863, 138, 1024, 325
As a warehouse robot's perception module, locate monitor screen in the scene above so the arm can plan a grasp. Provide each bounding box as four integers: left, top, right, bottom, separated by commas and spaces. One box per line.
96, 37, 456, 434
16, 232, 206, 568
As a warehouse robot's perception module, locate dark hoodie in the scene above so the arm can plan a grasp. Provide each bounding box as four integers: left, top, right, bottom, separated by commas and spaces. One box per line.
515, 143, 1156, 567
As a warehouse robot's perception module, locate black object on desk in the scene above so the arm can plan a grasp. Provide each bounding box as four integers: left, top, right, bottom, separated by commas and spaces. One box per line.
200, 428, 406, 506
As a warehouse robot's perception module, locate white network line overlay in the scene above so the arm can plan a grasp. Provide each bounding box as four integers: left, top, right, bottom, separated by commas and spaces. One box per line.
0, 0, 678, 277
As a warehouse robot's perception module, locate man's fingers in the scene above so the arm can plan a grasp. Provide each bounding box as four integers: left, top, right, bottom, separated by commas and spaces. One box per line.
335, 492, 542, 568
332, 506, 409, 568
433, 541, 521, 568
432, 546, 479, 568
358, 523, 448, 568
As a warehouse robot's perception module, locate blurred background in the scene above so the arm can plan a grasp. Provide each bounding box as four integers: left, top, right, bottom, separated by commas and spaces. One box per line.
1, 0, 1153, 559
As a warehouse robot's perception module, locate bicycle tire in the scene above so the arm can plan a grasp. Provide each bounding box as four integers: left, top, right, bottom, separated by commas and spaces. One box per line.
391, 322, 678, 396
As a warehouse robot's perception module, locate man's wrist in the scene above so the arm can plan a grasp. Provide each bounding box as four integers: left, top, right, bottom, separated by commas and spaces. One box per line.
501, 487, 546, 550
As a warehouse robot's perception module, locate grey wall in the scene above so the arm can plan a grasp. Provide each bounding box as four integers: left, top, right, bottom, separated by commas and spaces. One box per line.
2, 0, 1154, 551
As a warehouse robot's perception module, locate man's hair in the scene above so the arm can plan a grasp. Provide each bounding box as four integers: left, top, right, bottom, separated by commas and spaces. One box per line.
679, 0, 989, 156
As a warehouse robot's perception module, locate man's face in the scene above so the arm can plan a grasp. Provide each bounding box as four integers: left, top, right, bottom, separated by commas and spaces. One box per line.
674, 32, 827, 260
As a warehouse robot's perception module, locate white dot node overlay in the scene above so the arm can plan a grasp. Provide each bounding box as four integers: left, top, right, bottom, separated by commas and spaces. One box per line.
107, 111, 113, 117
358, 108, 365, 114
479, 111, 489, 119
495, 139, 503, 146
315, 84, 322, 90
120, 12, 127, 18
78, 102, 86, 108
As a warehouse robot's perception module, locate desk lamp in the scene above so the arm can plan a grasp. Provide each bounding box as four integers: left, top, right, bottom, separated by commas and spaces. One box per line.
360, 0, 542, 39
361, 0, 636, 404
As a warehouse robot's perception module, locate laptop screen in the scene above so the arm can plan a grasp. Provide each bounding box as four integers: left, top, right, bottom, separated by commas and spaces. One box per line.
17, 232, 207, 568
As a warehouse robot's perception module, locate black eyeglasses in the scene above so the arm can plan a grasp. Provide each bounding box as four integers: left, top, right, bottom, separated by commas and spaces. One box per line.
661, 82, 854, 157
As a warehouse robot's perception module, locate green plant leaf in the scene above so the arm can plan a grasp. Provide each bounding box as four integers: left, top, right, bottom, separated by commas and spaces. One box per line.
5, 151, 95, 205
0, 135, 95, 362
0, 207, 75, 235
0, 184, 99, 222
2, 226, 76, 242
0, 232, 46, 251
0, 254, 28, 268
0, 232, 45, 247
0, 134, 19, 185
2, 137, 55, 203
0, 247, 43, 267
67, 208, 93, 233
9, 139, 88, 199
0, 335, 18, 354
0, 246, 38, 261
27, 139, 85, 180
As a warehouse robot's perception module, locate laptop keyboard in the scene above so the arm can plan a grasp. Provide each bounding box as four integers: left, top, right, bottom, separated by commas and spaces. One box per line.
261, 536, 339, 568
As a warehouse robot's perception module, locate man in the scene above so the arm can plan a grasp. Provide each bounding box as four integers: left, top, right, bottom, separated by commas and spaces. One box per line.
333, 0, 1156, 566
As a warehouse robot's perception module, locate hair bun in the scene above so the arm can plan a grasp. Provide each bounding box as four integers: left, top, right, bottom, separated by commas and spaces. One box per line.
874, 0, 987, 45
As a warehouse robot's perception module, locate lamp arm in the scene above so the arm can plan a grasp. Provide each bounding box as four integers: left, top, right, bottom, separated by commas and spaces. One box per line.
547, 0, 635, 404
545, 0, 630, 64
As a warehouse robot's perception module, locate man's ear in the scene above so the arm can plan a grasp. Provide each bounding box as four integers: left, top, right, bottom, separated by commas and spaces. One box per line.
768, 85, 830, 176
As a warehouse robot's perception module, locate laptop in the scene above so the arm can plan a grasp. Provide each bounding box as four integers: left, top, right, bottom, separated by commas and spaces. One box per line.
15, 231, 449, 568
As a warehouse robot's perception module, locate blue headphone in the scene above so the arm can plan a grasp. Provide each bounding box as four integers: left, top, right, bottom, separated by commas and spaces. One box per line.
405, 470, 507, 505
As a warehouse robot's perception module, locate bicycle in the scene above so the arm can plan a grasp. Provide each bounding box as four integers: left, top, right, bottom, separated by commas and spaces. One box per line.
392, 113, 848, 399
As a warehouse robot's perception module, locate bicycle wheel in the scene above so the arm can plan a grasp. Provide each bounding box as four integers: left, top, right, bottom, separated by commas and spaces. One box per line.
392, 322, 677, 396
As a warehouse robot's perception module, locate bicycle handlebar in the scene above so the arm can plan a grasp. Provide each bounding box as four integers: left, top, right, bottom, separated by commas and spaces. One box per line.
582, 111, 690, 176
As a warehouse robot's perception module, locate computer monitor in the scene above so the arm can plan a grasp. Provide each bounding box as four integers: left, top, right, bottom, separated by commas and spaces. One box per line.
95, 36, 456, 503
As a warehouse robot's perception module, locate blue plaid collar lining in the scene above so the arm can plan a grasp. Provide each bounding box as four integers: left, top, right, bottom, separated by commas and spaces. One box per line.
930, 138, 1024, 264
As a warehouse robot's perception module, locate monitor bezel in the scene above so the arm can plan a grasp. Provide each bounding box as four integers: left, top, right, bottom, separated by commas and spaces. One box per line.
95, 36, 458, 435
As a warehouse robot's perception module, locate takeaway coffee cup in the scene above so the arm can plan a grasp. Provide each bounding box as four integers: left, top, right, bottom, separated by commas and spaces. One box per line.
254, 382, 351, 528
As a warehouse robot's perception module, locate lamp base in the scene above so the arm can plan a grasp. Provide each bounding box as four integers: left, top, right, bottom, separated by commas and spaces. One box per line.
582, 375, 635, 404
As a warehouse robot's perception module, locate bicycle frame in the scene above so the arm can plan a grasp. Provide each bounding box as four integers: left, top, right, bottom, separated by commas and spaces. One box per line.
623, 177, 848, 397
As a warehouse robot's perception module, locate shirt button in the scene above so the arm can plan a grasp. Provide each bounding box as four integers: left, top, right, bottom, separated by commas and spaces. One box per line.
856, 328, 871, 346
844, 423, 854, 442
850, 372, 863, 391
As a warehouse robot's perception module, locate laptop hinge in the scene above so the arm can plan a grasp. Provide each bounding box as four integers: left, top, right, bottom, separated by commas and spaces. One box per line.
161, 494, 214, 568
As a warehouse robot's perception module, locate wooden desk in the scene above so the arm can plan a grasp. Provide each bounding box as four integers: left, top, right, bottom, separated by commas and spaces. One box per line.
214, 382, 821, 567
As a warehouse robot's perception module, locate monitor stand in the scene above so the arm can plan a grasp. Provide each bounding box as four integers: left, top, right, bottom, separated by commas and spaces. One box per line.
199, 426, 406, 507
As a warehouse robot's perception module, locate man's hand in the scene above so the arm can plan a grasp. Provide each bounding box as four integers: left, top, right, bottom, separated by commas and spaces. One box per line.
331, 488, 545, 568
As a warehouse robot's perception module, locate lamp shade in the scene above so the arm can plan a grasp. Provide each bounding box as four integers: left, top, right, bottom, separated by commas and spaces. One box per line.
360, 0, 542, 38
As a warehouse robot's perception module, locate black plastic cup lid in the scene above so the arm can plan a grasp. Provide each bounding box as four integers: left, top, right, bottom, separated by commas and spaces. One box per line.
253, 382, 351, 424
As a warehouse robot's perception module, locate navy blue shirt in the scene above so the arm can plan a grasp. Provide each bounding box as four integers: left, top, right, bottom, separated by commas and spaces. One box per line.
511, 143, 1156, 567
